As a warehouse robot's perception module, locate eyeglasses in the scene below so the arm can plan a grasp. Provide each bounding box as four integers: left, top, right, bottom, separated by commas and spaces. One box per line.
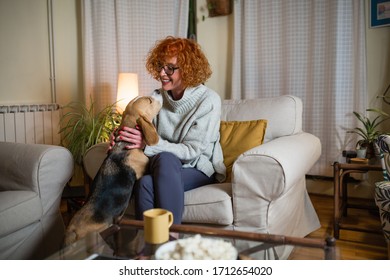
157, 64, 180, 75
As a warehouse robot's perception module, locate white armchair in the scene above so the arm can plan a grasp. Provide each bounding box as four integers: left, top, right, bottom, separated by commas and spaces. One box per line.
0, 142, 73, 259
374, 135, 390, 259
83, 95, 321, 259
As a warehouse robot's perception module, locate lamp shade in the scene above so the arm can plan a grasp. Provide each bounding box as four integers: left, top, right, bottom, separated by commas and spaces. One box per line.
116, 73, 139, 113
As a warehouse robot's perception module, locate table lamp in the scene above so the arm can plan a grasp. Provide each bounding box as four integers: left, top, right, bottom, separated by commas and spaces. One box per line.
116, 73, 139, 113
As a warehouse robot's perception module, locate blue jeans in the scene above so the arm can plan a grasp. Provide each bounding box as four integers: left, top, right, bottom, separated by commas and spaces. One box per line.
134, 152, 216, 224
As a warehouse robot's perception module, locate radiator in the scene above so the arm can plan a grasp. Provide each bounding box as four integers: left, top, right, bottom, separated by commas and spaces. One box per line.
0, 104, 61, 145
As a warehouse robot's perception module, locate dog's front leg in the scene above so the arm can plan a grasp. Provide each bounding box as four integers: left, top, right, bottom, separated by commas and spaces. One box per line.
126, 150, 149, 179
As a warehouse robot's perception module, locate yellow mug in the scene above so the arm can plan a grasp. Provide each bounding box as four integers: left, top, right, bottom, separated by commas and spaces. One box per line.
143, 208, 174, 244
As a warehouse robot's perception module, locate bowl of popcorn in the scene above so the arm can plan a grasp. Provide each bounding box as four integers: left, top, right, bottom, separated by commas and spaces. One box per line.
155, 234, 237, 260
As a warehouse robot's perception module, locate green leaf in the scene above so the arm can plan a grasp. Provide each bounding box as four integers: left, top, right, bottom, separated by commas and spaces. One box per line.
349, 107, 389, 146
59, 97, 122, 166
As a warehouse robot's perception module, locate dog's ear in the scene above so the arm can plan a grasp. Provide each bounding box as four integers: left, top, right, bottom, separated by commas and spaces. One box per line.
136, 115, 159, 146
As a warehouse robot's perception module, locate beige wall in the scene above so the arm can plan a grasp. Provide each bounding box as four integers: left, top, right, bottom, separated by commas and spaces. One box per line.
0, 0, 389, 108
365, 0, 390, 113
51, 0, 82, 106
0, 0, 81, 106
196, 0, 233, 99
0, 0, 51, 104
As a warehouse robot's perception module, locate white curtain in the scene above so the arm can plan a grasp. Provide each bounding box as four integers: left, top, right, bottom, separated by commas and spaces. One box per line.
82, 0, 189, 112
232, 0, 367, 176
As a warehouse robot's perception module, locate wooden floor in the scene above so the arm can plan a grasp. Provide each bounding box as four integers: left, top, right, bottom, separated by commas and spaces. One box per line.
289, 194, 388, 260
61, 193, 389, 260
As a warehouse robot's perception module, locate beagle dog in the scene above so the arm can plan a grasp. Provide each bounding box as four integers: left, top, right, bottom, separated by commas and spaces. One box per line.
64, 96, 161, 245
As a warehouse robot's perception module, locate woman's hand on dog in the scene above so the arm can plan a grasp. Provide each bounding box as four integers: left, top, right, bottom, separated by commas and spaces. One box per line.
108, 125, 146, 151
108, 129, 116, 152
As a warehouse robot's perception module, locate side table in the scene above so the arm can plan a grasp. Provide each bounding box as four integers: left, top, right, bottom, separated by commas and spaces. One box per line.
333, 160, 382, 239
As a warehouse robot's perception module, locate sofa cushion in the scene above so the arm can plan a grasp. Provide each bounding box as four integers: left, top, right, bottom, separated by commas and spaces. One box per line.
0, 190, 42, 236
182, 183, 233, 225
221, 95, 302, 143
220, 120, 267, 182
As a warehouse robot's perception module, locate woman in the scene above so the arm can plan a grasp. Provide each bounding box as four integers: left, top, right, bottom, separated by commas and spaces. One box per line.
112, 36, 226, 224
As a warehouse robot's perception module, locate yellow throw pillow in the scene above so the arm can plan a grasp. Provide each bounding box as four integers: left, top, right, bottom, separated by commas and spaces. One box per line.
220, 120, 267, 182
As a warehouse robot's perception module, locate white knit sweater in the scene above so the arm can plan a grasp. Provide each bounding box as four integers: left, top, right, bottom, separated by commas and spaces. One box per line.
144, 85, 226, 182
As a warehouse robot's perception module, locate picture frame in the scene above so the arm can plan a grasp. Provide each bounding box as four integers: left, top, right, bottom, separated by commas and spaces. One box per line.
370, 0, 390, 28
206, 0, 232, 17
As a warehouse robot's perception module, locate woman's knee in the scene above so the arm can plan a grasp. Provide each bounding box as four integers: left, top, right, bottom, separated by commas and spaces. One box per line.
150, 152, 181, 169
134, 175, 153, 195
154, 152, 180, 162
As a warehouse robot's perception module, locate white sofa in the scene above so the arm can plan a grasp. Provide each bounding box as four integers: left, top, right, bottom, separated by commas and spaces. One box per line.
0, 142, 73, 259
83, 95, 321, 258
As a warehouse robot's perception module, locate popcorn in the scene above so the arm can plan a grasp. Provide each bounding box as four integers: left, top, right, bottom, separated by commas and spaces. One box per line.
158, 234, 237, 260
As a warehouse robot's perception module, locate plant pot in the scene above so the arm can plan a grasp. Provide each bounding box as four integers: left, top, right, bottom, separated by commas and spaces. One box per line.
360, 143, 376, 159
356, 148, 367, 158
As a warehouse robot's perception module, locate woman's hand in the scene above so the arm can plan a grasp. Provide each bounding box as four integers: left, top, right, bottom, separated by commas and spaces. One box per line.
107, 128, 117, 153
108, 125, 145, 151
119, 125, 146, 149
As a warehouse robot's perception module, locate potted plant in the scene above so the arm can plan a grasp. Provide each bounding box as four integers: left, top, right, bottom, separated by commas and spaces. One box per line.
348, 108, 390, 158
59, 98, 121, 168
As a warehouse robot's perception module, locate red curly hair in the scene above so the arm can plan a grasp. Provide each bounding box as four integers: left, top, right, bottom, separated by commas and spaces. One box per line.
145, 36, 212, 88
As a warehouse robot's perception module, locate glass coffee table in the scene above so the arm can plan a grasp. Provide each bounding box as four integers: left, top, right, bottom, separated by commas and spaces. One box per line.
49, 218, 336, 260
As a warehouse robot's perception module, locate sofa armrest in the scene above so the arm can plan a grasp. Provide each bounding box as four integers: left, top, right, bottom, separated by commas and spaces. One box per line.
231, 132, 321, 233
232, 132, 321, 201
0, 142, 73, 214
